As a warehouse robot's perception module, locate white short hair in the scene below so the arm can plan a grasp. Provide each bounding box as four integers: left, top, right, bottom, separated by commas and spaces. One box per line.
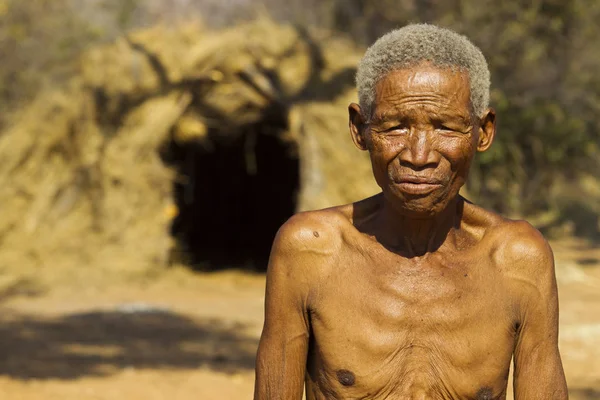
356, 24, 490, 120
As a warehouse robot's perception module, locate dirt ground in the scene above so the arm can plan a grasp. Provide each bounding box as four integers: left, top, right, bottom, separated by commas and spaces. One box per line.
0, 238, 598, 400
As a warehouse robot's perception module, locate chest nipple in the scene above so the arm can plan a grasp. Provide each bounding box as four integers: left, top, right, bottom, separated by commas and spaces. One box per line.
475, 387, 494, 400
336, 369, 356, 386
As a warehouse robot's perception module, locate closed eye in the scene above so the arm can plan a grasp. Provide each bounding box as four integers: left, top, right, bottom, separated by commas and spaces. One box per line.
433, 119, 470, 133
434, 123, 466, 134
432, 121, 455, 131
384, 124, 409, 133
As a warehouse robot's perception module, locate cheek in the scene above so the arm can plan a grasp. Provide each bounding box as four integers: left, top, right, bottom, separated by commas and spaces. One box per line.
367, 137, 402, 184
368, 136, 401, 162
439, 137, 476, 174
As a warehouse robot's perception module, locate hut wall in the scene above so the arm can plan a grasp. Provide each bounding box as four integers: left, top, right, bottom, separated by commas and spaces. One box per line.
0, 19, 379, 273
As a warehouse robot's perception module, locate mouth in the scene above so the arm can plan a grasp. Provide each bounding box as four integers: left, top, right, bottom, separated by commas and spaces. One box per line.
393, 177, 444, 195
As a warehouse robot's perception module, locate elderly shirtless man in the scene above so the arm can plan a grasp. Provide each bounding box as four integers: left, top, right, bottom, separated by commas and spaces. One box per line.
254, 24, 568, 399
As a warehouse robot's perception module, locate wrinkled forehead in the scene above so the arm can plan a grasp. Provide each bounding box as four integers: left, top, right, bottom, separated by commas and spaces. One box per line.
372, 64, 473, 119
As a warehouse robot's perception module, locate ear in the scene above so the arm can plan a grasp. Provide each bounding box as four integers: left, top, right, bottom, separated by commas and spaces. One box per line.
476, 108, 496, 152
349, 103, 368, 151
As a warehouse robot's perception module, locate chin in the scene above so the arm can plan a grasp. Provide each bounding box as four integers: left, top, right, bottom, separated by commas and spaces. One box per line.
384, 187, 456, 217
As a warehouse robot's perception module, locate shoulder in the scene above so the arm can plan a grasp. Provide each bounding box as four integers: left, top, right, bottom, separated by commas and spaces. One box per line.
268, 206, 353, 287
485, 220, 562, 335
489, 219, 553, 271
462, 200, 553, 271
273, 206, 351, 258
485, 218, 556, 299
266, 207, 351, 303
273, 207, 349, 256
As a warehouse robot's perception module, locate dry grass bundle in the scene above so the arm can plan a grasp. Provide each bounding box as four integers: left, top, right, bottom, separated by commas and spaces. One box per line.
0, 18, 378, 275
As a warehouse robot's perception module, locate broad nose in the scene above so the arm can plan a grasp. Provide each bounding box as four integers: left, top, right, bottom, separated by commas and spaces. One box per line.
397, 129, 439, 170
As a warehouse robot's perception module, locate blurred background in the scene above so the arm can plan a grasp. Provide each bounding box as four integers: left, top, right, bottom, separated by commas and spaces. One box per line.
0, 0, 598, 398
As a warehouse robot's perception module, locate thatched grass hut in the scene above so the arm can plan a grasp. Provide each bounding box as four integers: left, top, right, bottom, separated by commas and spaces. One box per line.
0, 19, 379, 273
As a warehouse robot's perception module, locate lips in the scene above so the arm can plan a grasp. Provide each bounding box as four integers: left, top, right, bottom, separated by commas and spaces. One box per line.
393, 176, 444, 195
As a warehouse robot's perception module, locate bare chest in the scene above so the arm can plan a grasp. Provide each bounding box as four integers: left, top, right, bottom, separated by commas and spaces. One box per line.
306, 249, 515, 399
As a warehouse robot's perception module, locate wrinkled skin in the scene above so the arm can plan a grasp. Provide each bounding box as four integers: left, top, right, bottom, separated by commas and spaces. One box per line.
254, 64, 568, 399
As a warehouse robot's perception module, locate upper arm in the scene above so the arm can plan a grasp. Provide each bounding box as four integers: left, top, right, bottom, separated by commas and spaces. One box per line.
509, 222, 568, 399
254, 214, 332, 400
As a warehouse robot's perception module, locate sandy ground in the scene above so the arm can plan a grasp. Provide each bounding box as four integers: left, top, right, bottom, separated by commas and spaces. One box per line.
0, 238, 598, 399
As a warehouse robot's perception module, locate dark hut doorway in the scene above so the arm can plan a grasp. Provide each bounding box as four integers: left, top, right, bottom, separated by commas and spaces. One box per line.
163, 122, 300, 271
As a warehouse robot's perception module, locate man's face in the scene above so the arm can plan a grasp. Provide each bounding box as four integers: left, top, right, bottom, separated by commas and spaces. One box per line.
350, 64, 494, 217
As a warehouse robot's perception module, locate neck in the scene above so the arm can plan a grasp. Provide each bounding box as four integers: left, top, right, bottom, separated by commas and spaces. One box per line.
374, 195, 462, 257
